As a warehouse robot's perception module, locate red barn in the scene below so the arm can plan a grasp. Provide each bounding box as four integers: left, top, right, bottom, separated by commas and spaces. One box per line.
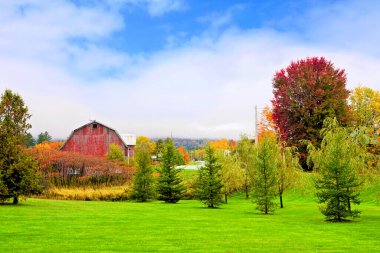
61, 121, 135, 160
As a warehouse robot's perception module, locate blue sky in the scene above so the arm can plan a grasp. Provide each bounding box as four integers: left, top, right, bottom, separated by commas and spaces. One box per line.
0, 0, 379, 139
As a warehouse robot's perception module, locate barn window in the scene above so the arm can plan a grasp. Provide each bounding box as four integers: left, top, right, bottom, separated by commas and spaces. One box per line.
92, 123, 98, 129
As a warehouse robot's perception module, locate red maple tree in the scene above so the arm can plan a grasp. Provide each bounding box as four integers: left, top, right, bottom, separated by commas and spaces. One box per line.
272, 57, 351, 169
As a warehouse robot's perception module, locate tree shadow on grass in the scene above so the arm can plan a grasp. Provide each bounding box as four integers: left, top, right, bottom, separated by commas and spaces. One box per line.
324, 218, 357, 223
190, 205, 224, 210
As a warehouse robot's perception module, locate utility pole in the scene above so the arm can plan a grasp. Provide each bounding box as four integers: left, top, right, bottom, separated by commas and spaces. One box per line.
255, 105, 258, 145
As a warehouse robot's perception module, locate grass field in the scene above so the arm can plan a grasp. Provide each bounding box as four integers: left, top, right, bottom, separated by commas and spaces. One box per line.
1, 174, 380, 252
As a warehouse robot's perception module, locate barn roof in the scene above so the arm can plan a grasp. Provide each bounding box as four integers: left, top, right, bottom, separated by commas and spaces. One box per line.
60, 120, 135, 150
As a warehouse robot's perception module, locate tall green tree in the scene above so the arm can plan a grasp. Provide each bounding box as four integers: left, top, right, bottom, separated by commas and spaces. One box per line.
350, 86, 380, 171
36, 131, 52, 144
25, 132, 36, 147
156, 140, 183, 203
220, 153, 244, 204
272, 57, 351, 169
154, 139, 165, 160
251, 134, 279, 214
0, 89, 41, 204
196, 145, 223, 208
236, 136, 255, 198
132, 146, 154, 202
308, 118, 365, 221
277, 146, 301, 208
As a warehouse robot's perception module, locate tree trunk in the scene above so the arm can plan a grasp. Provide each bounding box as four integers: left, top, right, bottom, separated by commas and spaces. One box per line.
280, 193, 284, 208
13, 196, 19, 204
225, 194, 228, 204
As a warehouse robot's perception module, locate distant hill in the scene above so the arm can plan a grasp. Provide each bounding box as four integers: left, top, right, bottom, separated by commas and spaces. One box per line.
151, 138, 212, 150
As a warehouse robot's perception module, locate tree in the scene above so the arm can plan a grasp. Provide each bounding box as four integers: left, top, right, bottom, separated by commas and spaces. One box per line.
37, 131, 52, 144
251, 134, 279, 214
153, 139, 165, 160
0, 89, 41, 204
136, 136, 155, 155
258, 105, 277, 143
220, 154, 244, 204
308, 118, 365, 221
277, 146, 301, 208
350, 86, 380, 128
156, 140, 183, 203
350, 86, 380, 170
106, 143, 125, 162
236, 136, 255, 198
132, 147, 154, 202
272, 57, 351, 169
196, 145, 223, 208
25, 133, 36, 147
178, 146, 190, 164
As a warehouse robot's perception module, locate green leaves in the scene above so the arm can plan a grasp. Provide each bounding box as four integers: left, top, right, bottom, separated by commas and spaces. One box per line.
251, 134, 279, 214
309, 118, 365, 221
196, 145, 223, 208
156, 140, 183, 203
0, 89, 40, 204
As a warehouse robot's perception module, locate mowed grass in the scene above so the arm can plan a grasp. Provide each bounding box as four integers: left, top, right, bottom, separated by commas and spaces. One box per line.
1, 174, 380, 252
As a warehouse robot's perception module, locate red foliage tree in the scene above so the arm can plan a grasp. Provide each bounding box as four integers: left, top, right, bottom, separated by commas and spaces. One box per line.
272, 57, 350, 169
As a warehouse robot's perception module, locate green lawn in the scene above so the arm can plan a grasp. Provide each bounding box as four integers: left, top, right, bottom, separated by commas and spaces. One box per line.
1, 187, 380, 253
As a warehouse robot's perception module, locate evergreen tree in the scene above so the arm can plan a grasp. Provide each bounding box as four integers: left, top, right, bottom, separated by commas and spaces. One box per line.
251, 134, 279, 214
157, 140, 183, 203
196, 145, 223, 208
132, 148, 154, 202
308, 118, 365, 221
36, 131, 52, 144
25, 133, 36, 147
0, 90, 41, 204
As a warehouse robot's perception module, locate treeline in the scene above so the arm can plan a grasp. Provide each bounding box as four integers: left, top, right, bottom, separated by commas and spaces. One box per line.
152, 138, 209, 150
131, 118, 371, 222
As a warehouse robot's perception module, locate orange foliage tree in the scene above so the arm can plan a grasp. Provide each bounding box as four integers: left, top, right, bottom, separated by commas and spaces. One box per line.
209, 138, 237, 154
178, 146, 190, 164
258, 105, 278, 143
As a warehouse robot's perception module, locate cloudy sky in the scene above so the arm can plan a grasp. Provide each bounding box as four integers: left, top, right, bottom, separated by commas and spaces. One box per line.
1, 0, 379, 140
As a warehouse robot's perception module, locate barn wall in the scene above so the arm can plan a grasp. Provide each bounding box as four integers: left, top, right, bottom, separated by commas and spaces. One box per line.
62, 123, 129, 157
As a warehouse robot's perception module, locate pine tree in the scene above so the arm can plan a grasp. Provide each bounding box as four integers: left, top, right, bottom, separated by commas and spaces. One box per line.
0, 89, 41, 204
36, 131, 52, 144
196, 145, 223, 208
308, 118, 364, 221
132, 149, 154, 202
157, 140, 183, 203
25, 133, 36, 147
251, 134, 279, 214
